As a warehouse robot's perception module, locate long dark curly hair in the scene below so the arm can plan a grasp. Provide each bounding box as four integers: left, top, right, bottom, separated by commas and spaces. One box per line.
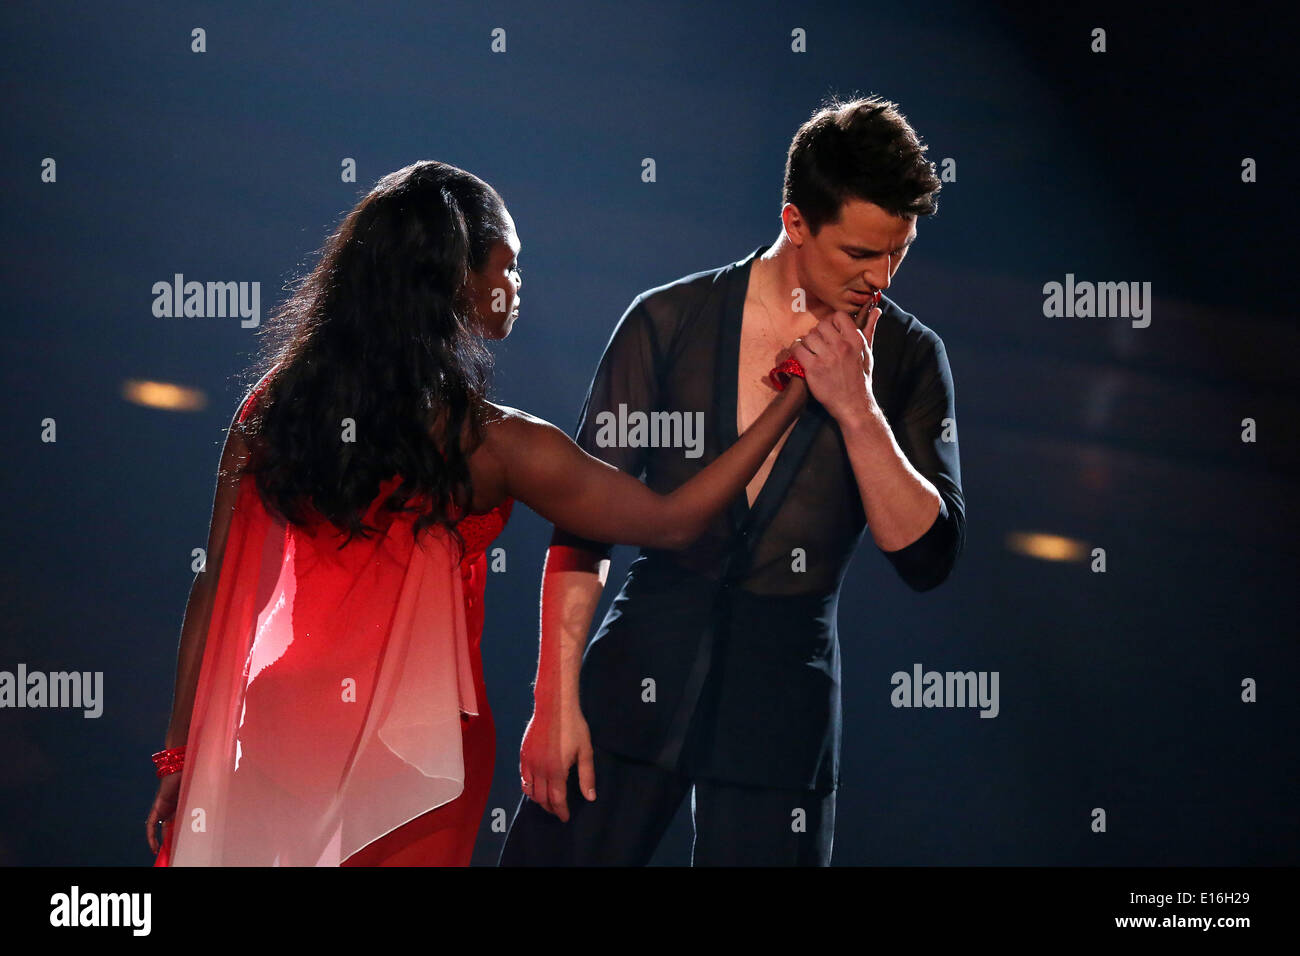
234, 160, 509, 554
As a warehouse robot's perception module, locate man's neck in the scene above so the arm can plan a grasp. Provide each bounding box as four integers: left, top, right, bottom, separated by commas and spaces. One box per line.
755, 232, 835, 323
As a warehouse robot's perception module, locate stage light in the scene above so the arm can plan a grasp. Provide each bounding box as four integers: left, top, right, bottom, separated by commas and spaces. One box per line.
121, 379, 207, 412
1004, 531, 1089, 562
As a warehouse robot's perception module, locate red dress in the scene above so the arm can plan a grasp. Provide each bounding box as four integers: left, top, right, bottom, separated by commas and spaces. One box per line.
155, 380, 512, 867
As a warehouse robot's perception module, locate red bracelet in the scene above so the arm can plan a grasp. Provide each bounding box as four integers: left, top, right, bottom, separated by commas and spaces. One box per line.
768, 357, 806, 391
152, 746, 186, 778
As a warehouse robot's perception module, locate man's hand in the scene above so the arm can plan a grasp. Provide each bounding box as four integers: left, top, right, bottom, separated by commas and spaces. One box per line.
790, 305, 883, 421
518, 698, 596, 822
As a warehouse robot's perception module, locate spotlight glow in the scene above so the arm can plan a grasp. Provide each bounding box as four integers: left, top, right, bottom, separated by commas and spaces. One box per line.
1005, 531, 1088, 562
122, 379, 207, 411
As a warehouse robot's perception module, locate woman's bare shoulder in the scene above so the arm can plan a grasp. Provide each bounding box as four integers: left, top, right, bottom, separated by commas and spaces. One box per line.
477, 402, 572, 476
480, 401, 557, 440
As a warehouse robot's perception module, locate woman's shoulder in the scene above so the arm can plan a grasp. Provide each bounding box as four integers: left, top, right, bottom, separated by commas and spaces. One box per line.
480, 400, 547, 429
473, 401, 578, 509
477, 401, 564, 455
235, 364, 281, 426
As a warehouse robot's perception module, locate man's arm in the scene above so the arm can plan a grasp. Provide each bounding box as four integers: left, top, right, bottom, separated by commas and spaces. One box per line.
843, 333, 964, 590
839, 385, 962, 591
525, 540, 608, 817
792, 312, 965, 592
536, 544, 609, 717
519, 295, 661, 820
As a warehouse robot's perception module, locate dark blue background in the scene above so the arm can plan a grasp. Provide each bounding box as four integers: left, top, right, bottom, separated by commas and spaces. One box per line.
1, 0, 1295, 865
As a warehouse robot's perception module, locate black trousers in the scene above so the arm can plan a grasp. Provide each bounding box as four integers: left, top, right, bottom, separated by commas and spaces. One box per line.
498, 744, 836, 866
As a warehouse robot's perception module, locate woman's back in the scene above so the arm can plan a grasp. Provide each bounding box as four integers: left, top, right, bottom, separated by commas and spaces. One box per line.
157, 380, 512, 866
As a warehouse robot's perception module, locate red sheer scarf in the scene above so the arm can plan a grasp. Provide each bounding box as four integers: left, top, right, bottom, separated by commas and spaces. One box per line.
162, 378, 479, 866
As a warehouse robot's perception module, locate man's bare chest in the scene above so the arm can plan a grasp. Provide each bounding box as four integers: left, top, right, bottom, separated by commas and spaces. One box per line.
735, 295, 820, 505
735, 296, 819, 430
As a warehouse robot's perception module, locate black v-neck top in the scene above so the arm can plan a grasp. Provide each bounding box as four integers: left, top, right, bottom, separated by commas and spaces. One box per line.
554, 245, 965, 791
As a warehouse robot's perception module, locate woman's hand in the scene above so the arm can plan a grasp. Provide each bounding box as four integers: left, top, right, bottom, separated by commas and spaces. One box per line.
145, 773, 182, 856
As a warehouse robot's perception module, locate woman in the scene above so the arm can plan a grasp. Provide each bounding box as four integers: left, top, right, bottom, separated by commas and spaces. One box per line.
146, 160, 810, 866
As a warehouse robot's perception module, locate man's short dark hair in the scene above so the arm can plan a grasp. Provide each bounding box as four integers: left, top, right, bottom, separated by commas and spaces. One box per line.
784, 94, 941, 232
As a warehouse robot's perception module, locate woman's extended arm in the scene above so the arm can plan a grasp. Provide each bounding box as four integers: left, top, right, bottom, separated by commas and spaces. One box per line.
486, 377, 808, 549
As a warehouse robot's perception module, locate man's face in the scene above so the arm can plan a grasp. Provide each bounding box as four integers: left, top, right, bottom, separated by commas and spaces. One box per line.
787, 197, 916, 315
464, 208, 522, 340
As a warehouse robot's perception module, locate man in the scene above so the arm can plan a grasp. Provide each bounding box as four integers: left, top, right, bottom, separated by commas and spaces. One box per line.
499, 95, 965, 865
